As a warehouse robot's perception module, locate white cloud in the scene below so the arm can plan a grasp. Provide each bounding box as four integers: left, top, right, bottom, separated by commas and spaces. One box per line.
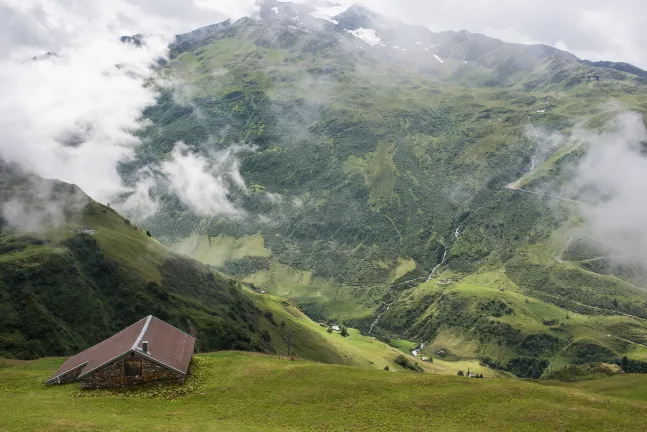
573, 112, 647, 263
120, 168, 160, 220
309, 3, 347, 23
2, 174, 88, 231
0, 34, 167, 202
160, 142, 252, 217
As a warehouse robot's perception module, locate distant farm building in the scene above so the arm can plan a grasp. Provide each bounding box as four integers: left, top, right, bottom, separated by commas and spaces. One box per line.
586, 75, 601, 81
46, 316, 195, 388
332, 325, 341, 332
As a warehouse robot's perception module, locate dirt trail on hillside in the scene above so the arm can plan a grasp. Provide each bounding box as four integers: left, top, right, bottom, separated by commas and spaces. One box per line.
505, 184, 587, 206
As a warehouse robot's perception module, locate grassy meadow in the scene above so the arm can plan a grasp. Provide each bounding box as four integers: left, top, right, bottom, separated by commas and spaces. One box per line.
2, 352, 647, 431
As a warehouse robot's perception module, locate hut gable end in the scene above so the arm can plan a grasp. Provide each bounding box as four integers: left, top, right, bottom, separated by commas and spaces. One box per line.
79, 352, 185, 389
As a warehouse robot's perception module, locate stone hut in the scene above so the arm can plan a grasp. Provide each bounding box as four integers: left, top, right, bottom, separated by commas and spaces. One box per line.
45, 315, 195, 388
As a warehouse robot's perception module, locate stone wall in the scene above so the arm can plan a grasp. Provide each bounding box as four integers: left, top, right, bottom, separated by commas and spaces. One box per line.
79, 352, 185, 389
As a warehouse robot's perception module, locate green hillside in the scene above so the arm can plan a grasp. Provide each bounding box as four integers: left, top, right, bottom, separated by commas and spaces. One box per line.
0, 162, 271, 358
1, 161, 401, 364
3, 352, 647, 431
2, 160, 476, 376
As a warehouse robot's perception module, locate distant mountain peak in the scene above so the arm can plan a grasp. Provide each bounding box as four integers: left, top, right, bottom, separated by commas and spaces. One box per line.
333, 4, 386, 30
120, 34, 144, 47
29, 52, 58, 62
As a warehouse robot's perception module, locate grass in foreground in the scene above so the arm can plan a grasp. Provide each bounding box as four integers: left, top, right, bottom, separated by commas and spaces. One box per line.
3, 353, 647, 431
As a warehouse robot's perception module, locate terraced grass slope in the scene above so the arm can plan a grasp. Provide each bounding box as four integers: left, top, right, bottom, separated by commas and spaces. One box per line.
376, 277, 647, 376
3, 353, 647, 431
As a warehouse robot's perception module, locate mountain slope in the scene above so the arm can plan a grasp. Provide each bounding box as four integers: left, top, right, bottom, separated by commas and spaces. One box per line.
0, 161, 272, 358
115, 1, 647, 377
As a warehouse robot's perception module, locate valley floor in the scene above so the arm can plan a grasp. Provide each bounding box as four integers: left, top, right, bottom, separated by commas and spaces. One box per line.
2, 352, 647, 431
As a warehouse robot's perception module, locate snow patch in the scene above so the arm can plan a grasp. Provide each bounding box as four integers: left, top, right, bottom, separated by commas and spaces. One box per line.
272, 6, 278, 14
347, 28, 382, 46
310, 4, 347, 23
433, 54, 444, 64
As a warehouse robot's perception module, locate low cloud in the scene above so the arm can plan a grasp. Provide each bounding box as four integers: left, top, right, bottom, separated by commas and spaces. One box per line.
160, 142, 253, 217
525, 123, 567, 169
0, 1, 170, 204
1, 176, 88, 232
119, 168, 160, 220
572, 112, 647, 264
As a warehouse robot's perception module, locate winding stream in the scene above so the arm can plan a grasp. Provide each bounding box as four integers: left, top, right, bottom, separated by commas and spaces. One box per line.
411, 342, 425, 357
528, 116, 542, 170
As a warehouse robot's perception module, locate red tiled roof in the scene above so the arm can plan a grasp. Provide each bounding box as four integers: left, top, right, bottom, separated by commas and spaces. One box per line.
46, 316, 195, 384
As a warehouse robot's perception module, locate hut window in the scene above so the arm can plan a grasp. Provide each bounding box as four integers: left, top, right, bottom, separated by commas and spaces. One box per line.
125, 358, 142, 377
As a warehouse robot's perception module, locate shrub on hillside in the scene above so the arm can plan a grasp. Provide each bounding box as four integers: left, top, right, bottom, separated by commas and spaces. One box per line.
394, 355, 423, 373
506, 357, 549, 379
614, 356, 647, 374
264, 311, 277, 326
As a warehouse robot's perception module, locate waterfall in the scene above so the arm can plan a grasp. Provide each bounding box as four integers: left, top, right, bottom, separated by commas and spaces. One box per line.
454, 225, 462, 239
368, 303, 392, 334
528, 116, 542, 171
425, 250, 447, 282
